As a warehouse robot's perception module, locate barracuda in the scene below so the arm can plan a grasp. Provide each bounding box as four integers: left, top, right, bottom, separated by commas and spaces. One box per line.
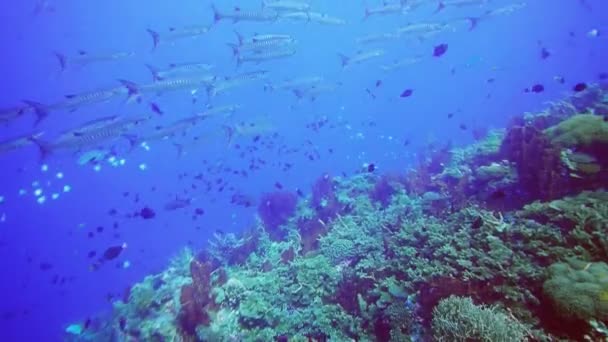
236, 48, 296, 66
146, 62, 215, 82
33, 116, 150, 158
211, 4, 278, 24
146, 26, 210, 50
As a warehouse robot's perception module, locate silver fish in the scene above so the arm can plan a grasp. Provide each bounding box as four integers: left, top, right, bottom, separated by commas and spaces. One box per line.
54, 51, 133, 72
237, 48, 296, 66
120, 74, 216, 101
262, 0, 311, 12
264, 76, 324, 92
0, 132, 44, 154
146, 62, 215, 82
207, 71, 270, 97
211, 4, 278, 24
146, 26, 210, 51
338, 50, 385, 68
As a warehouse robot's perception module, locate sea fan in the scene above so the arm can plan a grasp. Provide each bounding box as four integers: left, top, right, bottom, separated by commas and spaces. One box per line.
257, 191, 297, 240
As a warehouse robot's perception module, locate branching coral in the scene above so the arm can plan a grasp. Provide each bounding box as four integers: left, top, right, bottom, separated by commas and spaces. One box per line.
432, 296, 529, 342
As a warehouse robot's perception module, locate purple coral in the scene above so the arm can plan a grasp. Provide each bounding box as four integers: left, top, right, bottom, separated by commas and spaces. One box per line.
311, 173, 341, 222
369, 175, 396, 208
257, 191, 297, 240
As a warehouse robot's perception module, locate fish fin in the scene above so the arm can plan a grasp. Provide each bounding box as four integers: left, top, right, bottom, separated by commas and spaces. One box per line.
363, 7, 371, 20
29, 135, 51, 161
146, 29, 160, 51
222, 125, 236, 147
53, 51, 67, 72
337, 53, 349, 68
211, 3, 222, 24
122, 134, 139, 151
22, 100, 49, 126
227, 43, 240, 57
233, 30, 244, 45
467, 17, 480, 31
118, 79, 140, 103
434, 2, 445, 13
173, 143, 185, 158
145, 64, 162, 82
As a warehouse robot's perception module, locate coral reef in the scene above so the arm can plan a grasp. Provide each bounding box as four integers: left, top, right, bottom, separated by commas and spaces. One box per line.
257, 191, 298, 240
76, 87, 608, 341
432, 296, 528, 342
543, 258, 608, 322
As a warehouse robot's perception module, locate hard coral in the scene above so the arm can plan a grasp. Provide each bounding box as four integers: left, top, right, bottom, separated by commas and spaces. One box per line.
500, 124, 566, 202
543, 259, 608, 322
432, 296, 528, 342
545, 114, 608, 148
257, 191, 297, 240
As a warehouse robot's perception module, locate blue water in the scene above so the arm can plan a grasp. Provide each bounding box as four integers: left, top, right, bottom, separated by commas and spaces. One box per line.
0, 0, 606, 340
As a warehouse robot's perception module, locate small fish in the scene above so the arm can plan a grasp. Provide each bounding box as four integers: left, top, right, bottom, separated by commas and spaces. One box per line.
400, 89, 414, 98
140, 207, 156, 219
540, 47, 551, 59
459, 123, 468, 130
150, 102, 163, 115
447, 113, 454, 118
103, 243, 127, 261
375, 80, 382, 87
553, 75, 565, 84
525, 84, 544, 93
39, 262, 53, 271
367, 163, 376, 172
573, 83, 587, 92
164, 196, 192, 211
433, 43, 448, 57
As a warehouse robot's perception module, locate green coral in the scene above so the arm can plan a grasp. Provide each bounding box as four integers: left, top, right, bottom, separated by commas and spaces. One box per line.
545, 114, 608, 148
432, 296, 528, 342
475, 161, 516, 182
543, 259, 608, 321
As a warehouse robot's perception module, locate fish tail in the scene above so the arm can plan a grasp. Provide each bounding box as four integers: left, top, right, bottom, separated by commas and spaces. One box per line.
211, 3, 222, 24
206, 85, 217, 98
227, 43, 240, 57
122, 134, 139, 151
221, 125, 236, 147
146, 29, 160, 51
53, 51, 67, 72
23, 100, 49, 126
29, 135, 51, 161
118, 79, 140, 103
434, 2, 445, 13
233, 30, 244, 45
173, 143, 185, 158
145, 64, 162, 82
338, 53, 349, 68
467, 17, 480, 31
363, 6, 371, 20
